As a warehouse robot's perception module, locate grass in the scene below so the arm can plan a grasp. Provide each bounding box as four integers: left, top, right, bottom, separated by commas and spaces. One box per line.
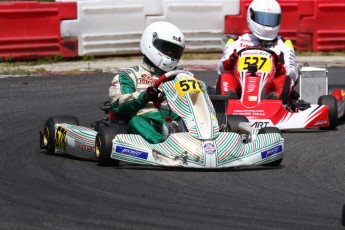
0, 50, 344, 67
0, 51, 344, 75
0, 68, 31, 76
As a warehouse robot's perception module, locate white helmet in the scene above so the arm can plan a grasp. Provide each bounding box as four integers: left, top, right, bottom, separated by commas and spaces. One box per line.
140, 21, 185, 72
247, 0, 282, 41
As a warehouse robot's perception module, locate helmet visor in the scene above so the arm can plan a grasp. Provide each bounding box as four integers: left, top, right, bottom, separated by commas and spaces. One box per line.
153, 39, 184, 60
250, 9, 281, 27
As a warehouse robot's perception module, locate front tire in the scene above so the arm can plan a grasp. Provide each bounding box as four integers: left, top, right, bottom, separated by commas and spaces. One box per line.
258, 127, 283, 166
318, 95, 337, 130
95, 124, 120, 166
43, 116, 79, 155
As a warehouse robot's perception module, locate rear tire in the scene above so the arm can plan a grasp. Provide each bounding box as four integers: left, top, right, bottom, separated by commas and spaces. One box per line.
258, 127, 283, 166
227, 115, 249, 132
341, 204, 345, 226
43, 116, 79, 155
318, 95, 337, 130
95, 124, 121, 166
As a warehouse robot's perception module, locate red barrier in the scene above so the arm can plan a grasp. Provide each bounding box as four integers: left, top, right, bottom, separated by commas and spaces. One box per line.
300, 0, 345, 51
0, 1, 77, 60
224, 0, 314, 51
224, 0, 345, 51
224, 0, 251, 38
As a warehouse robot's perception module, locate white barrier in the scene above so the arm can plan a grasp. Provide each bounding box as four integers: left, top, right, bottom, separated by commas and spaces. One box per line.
57, 0, 240, 56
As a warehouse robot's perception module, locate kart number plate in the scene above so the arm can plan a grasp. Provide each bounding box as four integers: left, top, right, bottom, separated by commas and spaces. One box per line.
175, 79, 202, 97
238, 55, 272, 72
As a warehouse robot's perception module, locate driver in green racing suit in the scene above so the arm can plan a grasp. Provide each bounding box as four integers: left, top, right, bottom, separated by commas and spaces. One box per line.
108, 21, 185, 144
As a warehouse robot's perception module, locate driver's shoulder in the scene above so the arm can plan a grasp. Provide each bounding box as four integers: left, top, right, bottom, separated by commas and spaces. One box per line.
278, 35, 295, 51
117, 65, 142, 79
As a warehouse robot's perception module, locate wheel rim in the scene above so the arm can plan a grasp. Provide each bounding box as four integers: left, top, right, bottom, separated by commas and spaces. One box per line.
43, 126, 49, 146
95, 137, 101, 158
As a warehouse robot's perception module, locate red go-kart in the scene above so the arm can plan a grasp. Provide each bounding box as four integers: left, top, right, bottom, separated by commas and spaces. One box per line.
210, 47, 345, 131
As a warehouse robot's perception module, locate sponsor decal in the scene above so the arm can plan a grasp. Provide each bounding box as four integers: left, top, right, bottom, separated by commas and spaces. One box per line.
203, 142, 216, 155
252, 121, 269, 129
233, 109, 266, 117
247, 77, 257, 93
55, 126, 67, 151
173, 36, 182, 42
314, 120, 327, 126
261, 145, 283, 159
115, 145, 148, 160
222, 81, 229, 92
75, 140, 95, 152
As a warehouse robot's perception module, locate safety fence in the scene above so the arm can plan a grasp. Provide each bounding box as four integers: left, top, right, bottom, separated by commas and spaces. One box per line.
0, 1, 78, 60
225, 0, 345, 51
0, 0, 344, 60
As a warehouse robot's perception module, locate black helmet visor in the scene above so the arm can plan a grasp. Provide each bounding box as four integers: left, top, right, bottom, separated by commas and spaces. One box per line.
250, 9, 281, 27
153, 39, 184, 60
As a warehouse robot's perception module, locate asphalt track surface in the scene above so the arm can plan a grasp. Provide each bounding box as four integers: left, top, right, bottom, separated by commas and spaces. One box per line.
1, 67, 345, 230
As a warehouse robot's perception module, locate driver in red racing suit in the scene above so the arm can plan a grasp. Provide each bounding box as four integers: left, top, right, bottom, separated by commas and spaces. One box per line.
108, 21, 185, 144
216, 0, 298, 104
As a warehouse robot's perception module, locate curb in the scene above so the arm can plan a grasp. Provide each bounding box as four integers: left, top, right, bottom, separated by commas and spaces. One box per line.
0, 56, 345, 77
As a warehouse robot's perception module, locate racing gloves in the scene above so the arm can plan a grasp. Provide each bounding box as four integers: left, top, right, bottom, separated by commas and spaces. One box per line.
144, 86, 160, 102
223, 49, 239, 71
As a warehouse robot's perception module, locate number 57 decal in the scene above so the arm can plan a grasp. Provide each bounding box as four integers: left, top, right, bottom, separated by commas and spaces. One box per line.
175, 79, 202, 97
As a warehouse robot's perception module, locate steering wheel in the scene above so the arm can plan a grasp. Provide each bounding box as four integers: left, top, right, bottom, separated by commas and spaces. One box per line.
153, 70, 195, 109
236, 46, 280, 64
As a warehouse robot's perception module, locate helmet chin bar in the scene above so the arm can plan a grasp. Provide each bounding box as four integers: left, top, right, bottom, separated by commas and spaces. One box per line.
157, 57, 178, 72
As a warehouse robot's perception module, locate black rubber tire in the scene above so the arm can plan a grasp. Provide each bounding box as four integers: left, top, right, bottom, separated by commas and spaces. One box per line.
341, 204, 345, 227
206, 85, 216, 95
318, 95, 338, 130
227, 115, 249, 132
43, 116, 80, 155
258, 126, 282, 135
209, 94, 229, 126
95, 124, 121, 166
258, 127, 283, 166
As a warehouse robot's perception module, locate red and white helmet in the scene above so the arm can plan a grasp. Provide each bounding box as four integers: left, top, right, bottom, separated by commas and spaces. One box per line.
140, 21, 185, 72
247, 0, 282, 41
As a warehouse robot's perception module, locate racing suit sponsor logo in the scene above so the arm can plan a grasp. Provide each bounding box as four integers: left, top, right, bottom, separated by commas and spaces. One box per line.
261, 145, 282, 159
203, 142, 216, 155
138, 78, 155, 85
239, 43, 251, 48
115, 145, 148, 160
